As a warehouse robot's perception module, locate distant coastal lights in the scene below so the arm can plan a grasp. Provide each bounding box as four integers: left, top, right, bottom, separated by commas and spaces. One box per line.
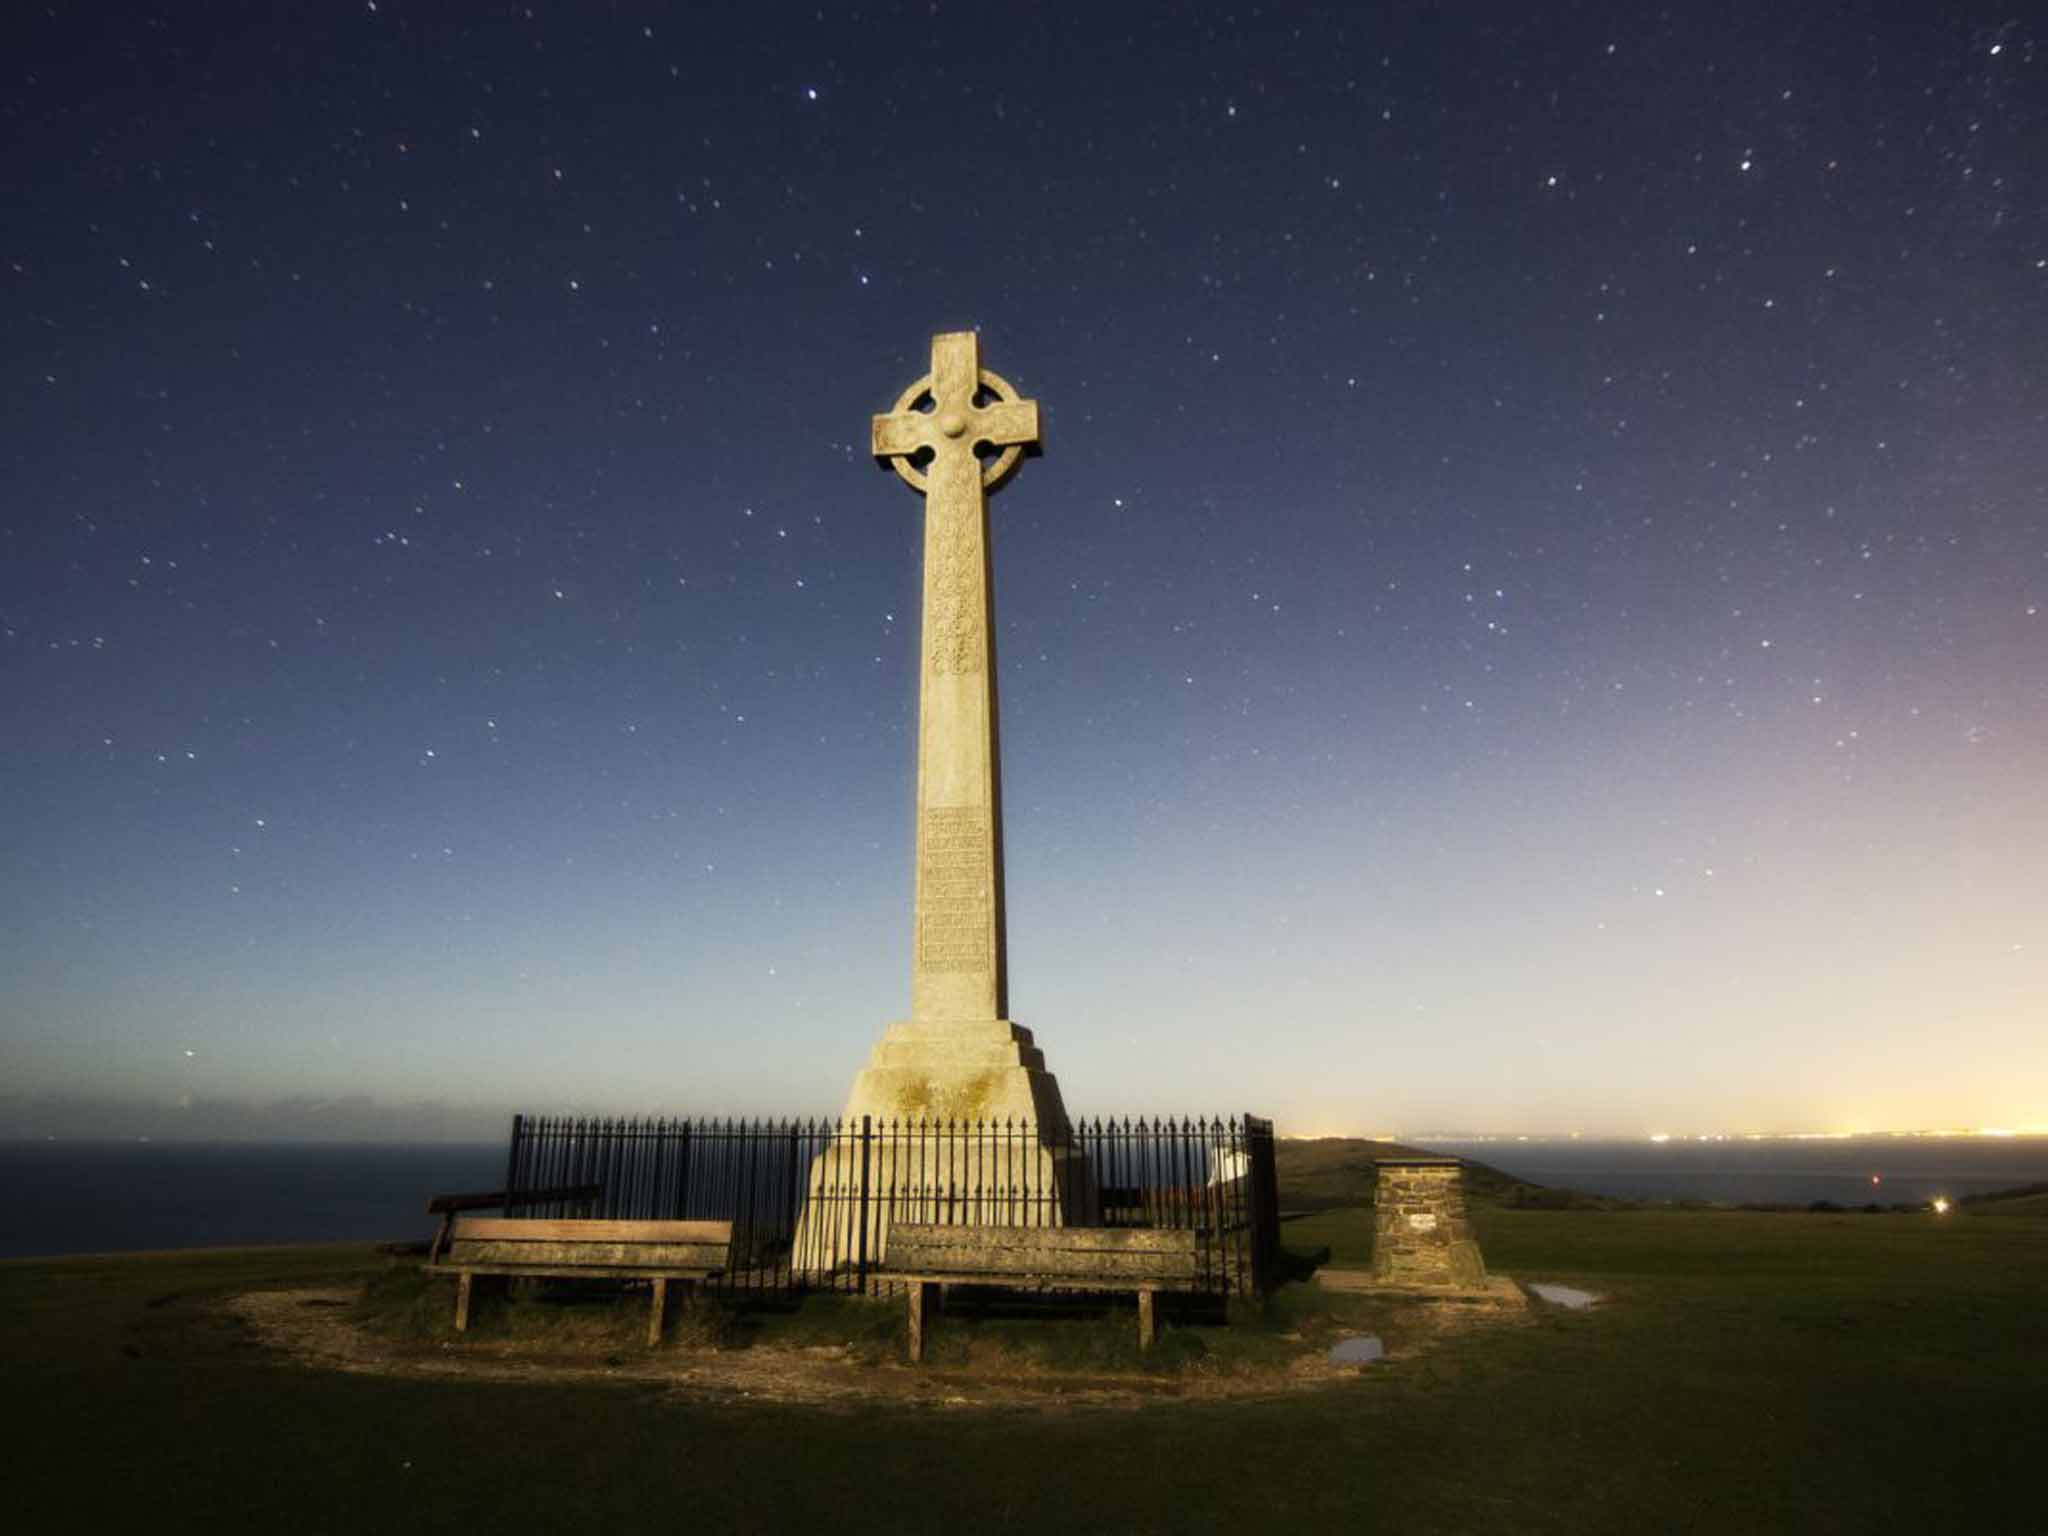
1638, 1127, 2041, 1142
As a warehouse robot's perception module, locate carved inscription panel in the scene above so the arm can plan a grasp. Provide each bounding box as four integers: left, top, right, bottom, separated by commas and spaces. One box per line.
918, 805, 991, 972
924, 507, 985, 676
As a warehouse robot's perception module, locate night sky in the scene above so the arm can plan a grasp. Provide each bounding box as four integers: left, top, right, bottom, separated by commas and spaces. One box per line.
5, 4, 2043, 1140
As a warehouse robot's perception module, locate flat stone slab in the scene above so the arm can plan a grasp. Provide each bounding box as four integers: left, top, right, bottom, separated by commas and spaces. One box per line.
1314, 1270, 1527, 1306
1327, 1334, 1385, 1365
1525, 1282, 1601, 1310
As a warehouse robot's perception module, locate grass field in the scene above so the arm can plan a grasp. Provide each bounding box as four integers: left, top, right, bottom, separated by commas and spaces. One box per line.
6, 1188, 2043, 1534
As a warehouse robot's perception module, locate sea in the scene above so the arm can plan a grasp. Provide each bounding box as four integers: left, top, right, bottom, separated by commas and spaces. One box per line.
1434, 1136, 2048, 1210
1, 1141, 505, 1261
3, 1135, 2046, 1261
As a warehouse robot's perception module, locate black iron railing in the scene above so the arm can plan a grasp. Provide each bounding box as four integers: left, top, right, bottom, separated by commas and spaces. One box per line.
501, 1112, 1279, 1298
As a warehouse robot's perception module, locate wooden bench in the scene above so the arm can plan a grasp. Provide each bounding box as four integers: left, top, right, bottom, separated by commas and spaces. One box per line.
427, 1217, 733, 1346
880, 1223, 1209, 1362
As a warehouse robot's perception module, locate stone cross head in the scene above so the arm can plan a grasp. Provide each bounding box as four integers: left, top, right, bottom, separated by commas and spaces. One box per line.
871, 331, 1041, 494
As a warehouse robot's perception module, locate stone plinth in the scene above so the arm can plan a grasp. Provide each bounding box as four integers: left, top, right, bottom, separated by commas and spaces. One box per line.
792, 1122, 1093, 1279
802, 1016, 1083, 1275
1371, 1158, 1487, 1288
841, 1018, 1067, 1125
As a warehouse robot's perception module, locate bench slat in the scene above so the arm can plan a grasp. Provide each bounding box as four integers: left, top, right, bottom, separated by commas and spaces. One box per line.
887, 1271, 1205, 1293
883, 1245, 1201, 1280
446, 1239, 727, 1269
450, 1217, 732, 1244
434, 1263, 723, 1282
888, 1223, 1199, 1256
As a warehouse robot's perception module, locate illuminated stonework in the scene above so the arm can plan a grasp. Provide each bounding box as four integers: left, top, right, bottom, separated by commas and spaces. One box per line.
835, 332, 1072, 1136
1371, 1158, 1488, 1288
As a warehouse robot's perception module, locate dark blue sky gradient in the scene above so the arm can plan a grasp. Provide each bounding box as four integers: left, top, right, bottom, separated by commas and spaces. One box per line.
4, 3, 2043, 1137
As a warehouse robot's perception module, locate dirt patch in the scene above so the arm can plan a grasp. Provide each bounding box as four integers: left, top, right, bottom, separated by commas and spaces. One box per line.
225, 1283, 1532, 1412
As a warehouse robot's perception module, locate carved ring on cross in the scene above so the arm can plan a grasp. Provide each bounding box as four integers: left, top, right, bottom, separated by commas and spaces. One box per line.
876, 368, 1035, 494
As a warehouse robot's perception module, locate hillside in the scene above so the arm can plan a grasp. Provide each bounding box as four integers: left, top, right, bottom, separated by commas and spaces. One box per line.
1274, 1136, 1625, 1211
1962, 1183, 2048, 1215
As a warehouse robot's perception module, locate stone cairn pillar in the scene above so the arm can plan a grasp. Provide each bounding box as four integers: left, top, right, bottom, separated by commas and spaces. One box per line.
1371, 1157, 1487, 1288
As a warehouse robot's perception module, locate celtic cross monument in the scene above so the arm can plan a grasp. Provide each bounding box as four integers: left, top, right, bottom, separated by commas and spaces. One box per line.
836, 331, 1073, 1131
793, 332, 1091, 1273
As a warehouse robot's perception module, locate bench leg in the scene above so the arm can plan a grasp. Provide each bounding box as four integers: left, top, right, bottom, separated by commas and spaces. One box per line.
648, 1276, 668, 1348
454, 1271, 473, 1333
1137, 1288, 1156, 1351
908, 1281, 930, 1364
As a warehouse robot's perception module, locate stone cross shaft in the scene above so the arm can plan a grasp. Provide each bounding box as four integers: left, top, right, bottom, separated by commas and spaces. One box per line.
871, 331, 1041, 1022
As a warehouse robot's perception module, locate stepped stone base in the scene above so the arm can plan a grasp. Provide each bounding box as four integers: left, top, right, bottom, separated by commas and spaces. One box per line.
792, 1017, 1093, 1277
841, 1018, 1069, 1127
791, 1137, 1094, 1278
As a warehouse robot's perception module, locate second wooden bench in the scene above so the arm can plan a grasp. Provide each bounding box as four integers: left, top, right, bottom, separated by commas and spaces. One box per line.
427, 1217, 733, 1346
879, 1223, 1210, 1362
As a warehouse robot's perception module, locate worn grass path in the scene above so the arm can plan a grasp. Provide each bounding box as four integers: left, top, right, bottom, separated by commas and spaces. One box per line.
5, 1202, 2042, 1534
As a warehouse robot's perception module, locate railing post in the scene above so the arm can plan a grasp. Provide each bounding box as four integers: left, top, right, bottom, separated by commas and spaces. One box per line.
503, 1113, 524, 1212
781, 1120, 801, 1294
676, 1119, 692, 1226
1243, 1112, 1279, 1297
857, 1114, 873, 1295
736, 1117, 760, 1292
